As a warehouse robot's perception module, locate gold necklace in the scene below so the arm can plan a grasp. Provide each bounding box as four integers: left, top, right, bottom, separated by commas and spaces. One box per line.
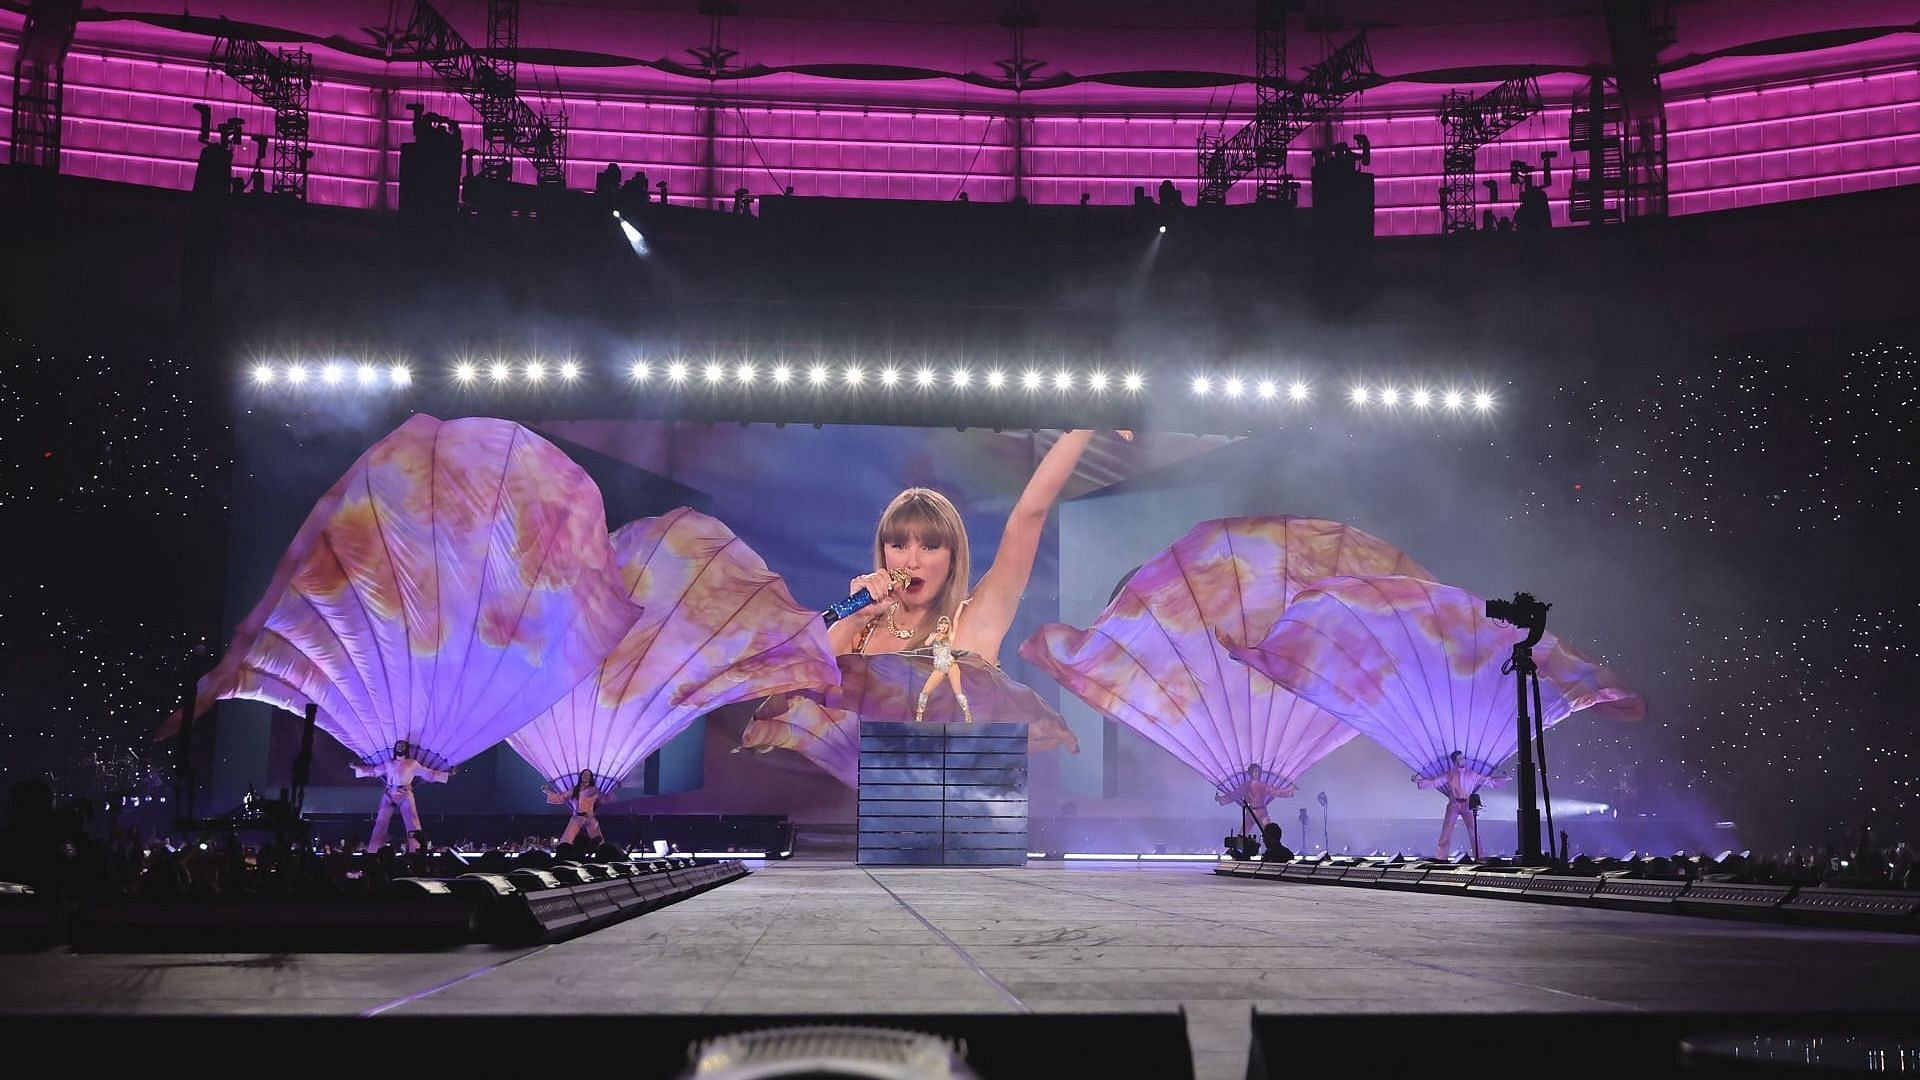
883, 602, 918, 640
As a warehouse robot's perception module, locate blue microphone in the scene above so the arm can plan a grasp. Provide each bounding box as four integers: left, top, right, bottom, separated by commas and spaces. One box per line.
822, 569, 912, 626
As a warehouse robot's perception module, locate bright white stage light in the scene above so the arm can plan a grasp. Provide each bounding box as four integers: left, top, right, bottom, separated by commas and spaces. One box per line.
1256, 378, 1277, 400
1088, 370, 1110, 392
1123, 372, 1145, 393
618, 218, 649, 256
666, 361, 690, 384
1443, 389, 1464, 410
355, 363, 379, 387
842, 364, 865, 386
629, 360, 651, 382
285, 364, 308, 386
1191, 375, 1212, 396
807, 364, 830, 387
389, 364, 412, 386
771, 364, 793, 386
950, 367, 972, 388
1349, 385, 1369, 406
250, 363, 276, 386
1380, 385, 1400, 406
736, 362, 756, 384
915, 366, 936, 388
1288, 380, 1310, 402
1158, 225, 1167, 234
321, 363, 345, 386
558, 360, 580, 381
1473, 390, 1496, 411
488, 362, 512, 383
454, 362, 477, 384
1222, 376, 1244, 398
525, 361, 546, 383
1053, 369, 1074, 391
1021, 369, 1043, 390
879, 366, 901, 387
986, 369, 1008, 390
1410, 388, 1432, 408
703, 362, 726, 385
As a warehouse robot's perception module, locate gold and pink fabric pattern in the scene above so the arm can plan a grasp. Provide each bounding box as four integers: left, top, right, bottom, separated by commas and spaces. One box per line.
1221, 575, 1644, 781
739, 651, 1080, 786
509, 507, 841, 792
1020, 516, 1432, 812
184, 415, 642, 770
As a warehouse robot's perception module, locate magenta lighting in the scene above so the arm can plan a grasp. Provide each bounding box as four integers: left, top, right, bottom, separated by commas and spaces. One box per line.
15, 31, 1914, 233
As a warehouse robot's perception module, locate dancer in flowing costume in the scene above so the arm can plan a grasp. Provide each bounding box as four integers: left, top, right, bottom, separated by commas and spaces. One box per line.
352, 740, 453, 852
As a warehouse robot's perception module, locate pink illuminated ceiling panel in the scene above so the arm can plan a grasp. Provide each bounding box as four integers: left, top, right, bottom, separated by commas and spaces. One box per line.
3, 13, 1914, 228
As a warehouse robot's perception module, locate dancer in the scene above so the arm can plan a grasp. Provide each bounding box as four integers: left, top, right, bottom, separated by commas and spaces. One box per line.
1213, 762, 1290, 826
544, 769, 606, 846
1415, 750, 1504, 860
913, 615, 972, 723
351, 740, 453, 853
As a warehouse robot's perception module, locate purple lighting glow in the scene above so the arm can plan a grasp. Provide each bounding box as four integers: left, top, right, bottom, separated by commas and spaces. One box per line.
0, 6, 1911, 232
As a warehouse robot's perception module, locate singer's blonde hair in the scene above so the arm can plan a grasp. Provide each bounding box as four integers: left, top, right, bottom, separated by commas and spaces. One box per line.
873, 488, 970, 650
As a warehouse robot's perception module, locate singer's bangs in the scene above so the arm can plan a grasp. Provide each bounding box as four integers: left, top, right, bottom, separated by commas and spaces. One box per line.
879, 494, 956, 550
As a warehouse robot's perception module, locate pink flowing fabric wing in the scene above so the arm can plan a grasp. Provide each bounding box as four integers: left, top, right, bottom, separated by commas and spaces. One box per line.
737, 695, 859, 788
188, 414, 642, 769
1222, 575, 1644, 781
1020, 516, 1432, 812
739, 652, 1079, 787
509, 507, 841, 790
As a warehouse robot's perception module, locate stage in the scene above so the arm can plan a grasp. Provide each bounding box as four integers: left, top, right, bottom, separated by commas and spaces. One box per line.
4, 862, 1918, 1078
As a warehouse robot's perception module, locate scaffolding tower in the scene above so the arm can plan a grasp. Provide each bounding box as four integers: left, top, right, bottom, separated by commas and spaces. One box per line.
1197, 28, 1375, 207
404, 0, 567, 185
1439, 76, 1542, 234
209, 26, 313, 200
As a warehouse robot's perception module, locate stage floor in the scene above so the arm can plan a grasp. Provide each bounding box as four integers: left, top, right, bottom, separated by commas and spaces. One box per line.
5, 863, 1919, 1079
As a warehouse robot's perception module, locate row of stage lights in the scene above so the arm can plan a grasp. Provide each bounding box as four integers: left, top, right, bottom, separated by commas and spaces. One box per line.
248, 360, 1500, 412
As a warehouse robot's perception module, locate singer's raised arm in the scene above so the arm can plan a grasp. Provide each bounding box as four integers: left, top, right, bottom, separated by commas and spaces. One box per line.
954, 429, 1097, 664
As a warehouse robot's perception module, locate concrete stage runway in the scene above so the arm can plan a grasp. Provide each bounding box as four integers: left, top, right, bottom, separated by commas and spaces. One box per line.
5, 863, 1917, 1079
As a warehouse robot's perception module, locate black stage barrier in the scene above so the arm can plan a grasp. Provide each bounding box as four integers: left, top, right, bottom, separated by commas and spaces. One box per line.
1249, 1011, 1920, 1079
0, 1013, 1195, 1079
